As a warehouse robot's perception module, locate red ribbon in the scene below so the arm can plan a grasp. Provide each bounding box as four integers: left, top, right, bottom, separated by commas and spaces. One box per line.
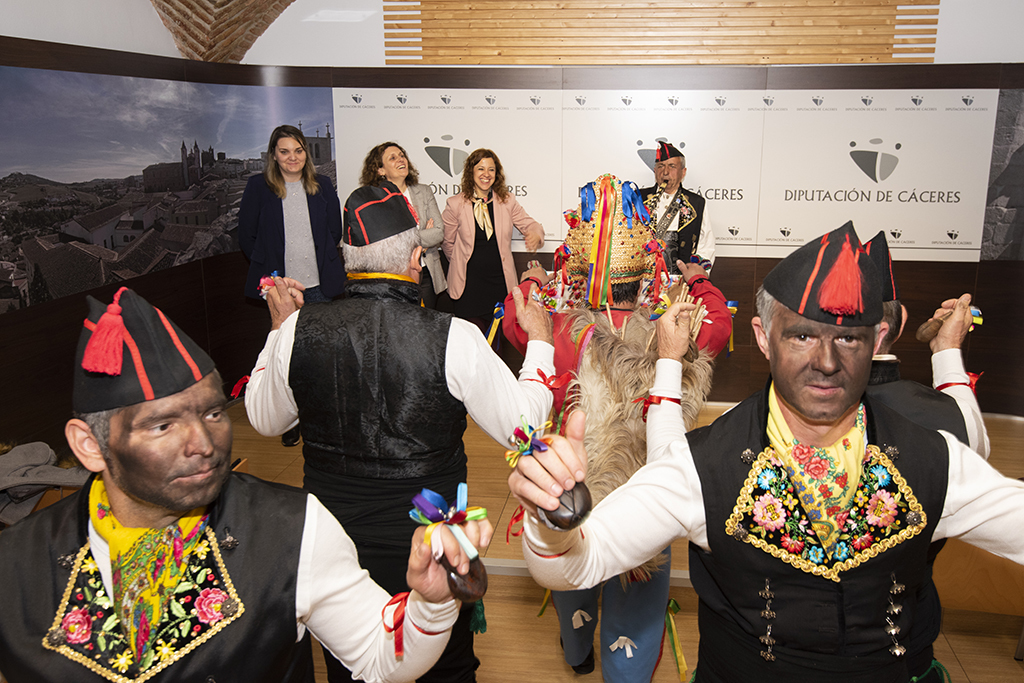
230, 375, 250, 399
644, 240, 668, 301
936, 371, 983, 397
527, 370, 572, 390
506, 505, 526, 544
632, 394, 682, 421
383, 592, 410, 658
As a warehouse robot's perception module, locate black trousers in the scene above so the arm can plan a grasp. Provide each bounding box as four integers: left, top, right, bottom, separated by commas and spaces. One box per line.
321, 543, 479, 683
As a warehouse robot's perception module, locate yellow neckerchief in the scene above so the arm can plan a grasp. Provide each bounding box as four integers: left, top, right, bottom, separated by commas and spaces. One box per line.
89, 477, 208, 665
472, 193, 494, 240
346, 272, 416, 283
766, 383, 865, 558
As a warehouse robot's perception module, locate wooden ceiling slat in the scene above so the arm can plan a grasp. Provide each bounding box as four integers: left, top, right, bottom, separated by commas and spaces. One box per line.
397, 35, 925, 45
385, 0, 933, 6
385, 0, 937, 65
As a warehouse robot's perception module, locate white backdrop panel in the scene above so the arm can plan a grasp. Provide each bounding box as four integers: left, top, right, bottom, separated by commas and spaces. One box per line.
757, 89, 998, 260
334, 86, 998, 260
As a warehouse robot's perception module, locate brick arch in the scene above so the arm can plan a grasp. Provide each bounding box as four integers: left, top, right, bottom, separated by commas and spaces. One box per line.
148, 0, 297, 63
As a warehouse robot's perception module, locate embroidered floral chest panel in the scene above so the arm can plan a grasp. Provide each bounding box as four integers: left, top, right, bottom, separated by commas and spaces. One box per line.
725, 445, 927, 582
42, 527, 244, 682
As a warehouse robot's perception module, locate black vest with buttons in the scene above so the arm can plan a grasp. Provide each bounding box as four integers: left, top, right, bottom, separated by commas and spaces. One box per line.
686, 385, 949, 683
0, 473, 313, 683
289, 278, 468, 480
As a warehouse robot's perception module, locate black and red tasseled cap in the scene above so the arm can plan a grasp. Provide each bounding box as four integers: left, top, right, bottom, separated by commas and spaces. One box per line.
73, 287, 216, 413
342, 180, 417, 247
655, 142, 683, 163
864, 230, 900, 303
762, 221, 882, 327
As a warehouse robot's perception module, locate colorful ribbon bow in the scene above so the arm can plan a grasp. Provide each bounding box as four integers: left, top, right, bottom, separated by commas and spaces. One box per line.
505, 418, 553, 468
409, 483, 487, 572
257, 271, 280, 299
409, 481, 485, 540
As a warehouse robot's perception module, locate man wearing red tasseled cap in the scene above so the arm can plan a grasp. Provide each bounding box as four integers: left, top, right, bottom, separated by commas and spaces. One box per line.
507, 221, 1024, 682
0, 286, 490, 683
639, 141, 716, 275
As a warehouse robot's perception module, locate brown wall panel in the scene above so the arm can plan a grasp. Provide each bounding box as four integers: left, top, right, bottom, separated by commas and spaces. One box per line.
183, 61, 333, 87
766, 63, 1001, 90
0, 36, 187, 80
331, 66, 562, 90
972, 260, 1024, 415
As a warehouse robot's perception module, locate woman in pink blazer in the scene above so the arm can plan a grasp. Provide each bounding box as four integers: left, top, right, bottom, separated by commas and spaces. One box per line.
442, 148, 544, 340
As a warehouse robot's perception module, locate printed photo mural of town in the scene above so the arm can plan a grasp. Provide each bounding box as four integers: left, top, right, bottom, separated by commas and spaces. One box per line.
0, 65, 334, 315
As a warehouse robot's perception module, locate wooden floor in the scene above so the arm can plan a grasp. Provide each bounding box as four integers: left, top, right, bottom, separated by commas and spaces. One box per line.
227, 402, 1024, 682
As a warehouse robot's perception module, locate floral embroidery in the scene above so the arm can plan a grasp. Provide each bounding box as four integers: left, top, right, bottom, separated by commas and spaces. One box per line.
780, 534, 804, 554
725, 445, 927, 582
155, 639, 175, 663
195, 588, 229, 625
753, 493, 787, 531
42, 529, 244, 682
61, 607, 92, 644
866, 491, 898, 527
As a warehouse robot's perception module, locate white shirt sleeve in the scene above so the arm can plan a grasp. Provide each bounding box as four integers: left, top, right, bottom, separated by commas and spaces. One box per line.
695, 199, 716, 267
934, 432, 1024, 564
445, 318, 555, 443
244, 311, 300, 436
297, 495, 459, 682
932, 348, 990, 459
520, 358, 707, 591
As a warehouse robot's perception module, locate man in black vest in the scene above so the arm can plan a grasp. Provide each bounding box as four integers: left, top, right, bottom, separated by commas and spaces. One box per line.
246, 181, 556, 683
640, 141, 716, 274
509, 222, 1024, 682
863, 230, 990, 681
0, 287, 486, 683
864, 230, 988, 457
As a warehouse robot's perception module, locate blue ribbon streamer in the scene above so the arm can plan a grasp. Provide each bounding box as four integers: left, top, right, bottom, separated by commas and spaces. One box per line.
620, 180, 650, 232
580, 182, 596, 223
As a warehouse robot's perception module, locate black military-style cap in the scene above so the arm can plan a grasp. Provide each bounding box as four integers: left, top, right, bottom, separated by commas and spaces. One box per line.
73, 287, 215, 413
762, 221, 882, 327
343, 180, 417, 247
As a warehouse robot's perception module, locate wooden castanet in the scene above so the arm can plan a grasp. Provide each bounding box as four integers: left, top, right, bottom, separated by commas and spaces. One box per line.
915, 310, 953, 343
440, 555, 488, 603
537, 482, 593, 531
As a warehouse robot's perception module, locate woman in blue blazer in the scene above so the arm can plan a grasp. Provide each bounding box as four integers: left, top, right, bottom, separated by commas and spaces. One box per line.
238, 124, 345, 302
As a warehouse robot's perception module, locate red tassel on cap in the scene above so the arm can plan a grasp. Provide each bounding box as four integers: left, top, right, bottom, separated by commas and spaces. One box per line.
817, 235, 863, 316
81, 286, 128, 375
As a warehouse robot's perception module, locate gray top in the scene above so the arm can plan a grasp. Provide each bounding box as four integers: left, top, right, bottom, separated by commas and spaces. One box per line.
283, 181, 319, 289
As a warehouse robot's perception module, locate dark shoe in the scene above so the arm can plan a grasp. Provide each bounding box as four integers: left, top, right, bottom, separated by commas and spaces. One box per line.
282, 425, 301, 447
572, 646, 595, 675
560, 637, 595, 675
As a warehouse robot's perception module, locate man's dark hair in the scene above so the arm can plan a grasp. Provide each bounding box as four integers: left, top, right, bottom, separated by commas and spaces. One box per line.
610, 280, 641, 306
